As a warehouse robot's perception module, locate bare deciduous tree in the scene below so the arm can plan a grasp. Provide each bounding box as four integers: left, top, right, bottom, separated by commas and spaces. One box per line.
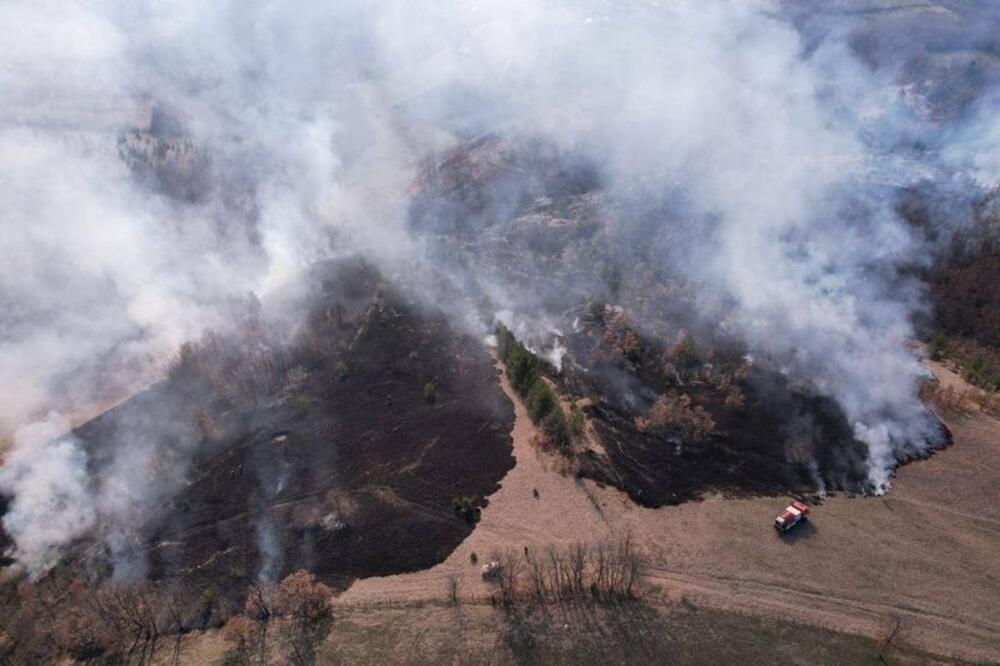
483, 538, 647, 605
636, 391, 715, 442
446, 574, 461, 605
244, 585, 274, 621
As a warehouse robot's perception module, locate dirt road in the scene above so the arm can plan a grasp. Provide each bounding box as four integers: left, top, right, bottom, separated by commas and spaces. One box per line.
343, 357, 1000, 662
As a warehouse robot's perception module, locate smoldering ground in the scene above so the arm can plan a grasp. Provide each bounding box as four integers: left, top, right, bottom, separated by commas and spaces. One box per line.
0, 0, 996, 578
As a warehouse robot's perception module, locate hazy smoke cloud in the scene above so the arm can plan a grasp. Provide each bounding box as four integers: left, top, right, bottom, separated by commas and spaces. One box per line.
0, 0, 995, 573
943, 92, 1000, 188
0, 414, 96, 576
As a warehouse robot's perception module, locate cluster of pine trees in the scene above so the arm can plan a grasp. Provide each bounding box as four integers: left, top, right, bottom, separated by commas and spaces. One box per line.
496, 325, 571, 450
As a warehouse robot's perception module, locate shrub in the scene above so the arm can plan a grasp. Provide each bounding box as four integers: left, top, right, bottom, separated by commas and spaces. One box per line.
542, 409, 571, 451
222, 616, 257, 649
928, 333, 948, 361
485, 537, 646, 603
509, 349, 539, 394
568, 404, 586, 436
963, 352, 1000, 391
497, 324, 540, 395
453, 497, 482, 525
423, 381, 437, 403
636, 391, 715, 442
273, 570, 333, 621
724, 386, 746, 411
621, 330, 642, 361
446, 575, 461, 605
664, 331, 700, 379
525, 380, 556, 423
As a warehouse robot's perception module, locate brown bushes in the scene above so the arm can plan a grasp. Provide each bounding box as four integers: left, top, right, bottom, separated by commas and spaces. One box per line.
486, 537, 646, 605
922, 379, 1000, 419
636, 392, 715, 443
716, 373, 747, 411
225, 571, 334, 665
13, 568, 334, 663
981, 392, 1000, 418
20, 579, 163, 660
272, 570, 334, 621
921, 382, 971, 415
168, 294, 299, 408
240, 570, 333, 623
664, 331, 700, 380
222, 615, 258, 651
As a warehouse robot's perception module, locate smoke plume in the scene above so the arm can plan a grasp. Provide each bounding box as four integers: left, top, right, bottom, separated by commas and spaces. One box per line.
0, 0, 996, 574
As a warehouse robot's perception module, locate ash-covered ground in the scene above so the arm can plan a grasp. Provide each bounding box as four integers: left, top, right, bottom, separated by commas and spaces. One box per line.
410, 136, 951, 506
14, 259, 514, 619
0, 133, 967, 606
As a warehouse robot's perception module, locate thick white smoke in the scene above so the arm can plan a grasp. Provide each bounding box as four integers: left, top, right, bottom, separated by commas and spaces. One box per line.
0, 414, 96, 576
375, 0, 955, 491
0, 0, 994, 573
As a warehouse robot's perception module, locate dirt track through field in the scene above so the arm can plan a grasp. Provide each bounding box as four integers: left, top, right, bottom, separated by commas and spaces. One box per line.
343, 357, 1000, 663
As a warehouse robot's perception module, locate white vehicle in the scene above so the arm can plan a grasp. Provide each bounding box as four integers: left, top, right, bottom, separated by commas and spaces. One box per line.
481, 560, 501, 579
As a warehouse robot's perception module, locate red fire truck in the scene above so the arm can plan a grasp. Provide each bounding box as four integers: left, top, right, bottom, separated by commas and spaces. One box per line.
774, 501, 809, 533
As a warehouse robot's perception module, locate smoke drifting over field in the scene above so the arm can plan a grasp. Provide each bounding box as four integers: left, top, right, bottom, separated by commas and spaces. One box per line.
0, 1, 996, 575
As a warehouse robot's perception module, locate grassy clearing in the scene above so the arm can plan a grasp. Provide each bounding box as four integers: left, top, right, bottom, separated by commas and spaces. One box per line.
310, 599, 949, 666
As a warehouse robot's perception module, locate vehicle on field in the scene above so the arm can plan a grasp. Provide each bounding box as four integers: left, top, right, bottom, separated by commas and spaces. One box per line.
482, 560, 501, 579
774, 501, 809, 533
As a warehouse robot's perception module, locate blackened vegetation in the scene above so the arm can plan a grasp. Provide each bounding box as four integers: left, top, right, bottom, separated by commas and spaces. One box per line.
577, 370, 871, 507
409, 137, 613, 318
16, 259, 514, 622
926, 188, 1000, 348
453, 496, 483, 525
409, 136, 601, 239
0, 497, 12, 569
222, 569, 335, 665
512, 309, 870, 508
118, 130, 213, 204
786, 1, 1000, 121
410, 136, 903, 506
908, 185, 1000, 394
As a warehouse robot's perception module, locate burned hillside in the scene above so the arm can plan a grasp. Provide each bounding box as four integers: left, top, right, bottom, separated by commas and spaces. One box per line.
412, 136, 949, 505
2, 260, 514, 616
899, 184, 1000, 394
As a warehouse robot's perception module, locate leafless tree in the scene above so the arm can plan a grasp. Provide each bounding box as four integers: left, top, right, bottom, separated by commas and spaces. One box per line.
525, 550, 548, 601
485, 538, 646, 605
244, 585, 274, 621
568, 542, 589, 598
446, 574, 461, 605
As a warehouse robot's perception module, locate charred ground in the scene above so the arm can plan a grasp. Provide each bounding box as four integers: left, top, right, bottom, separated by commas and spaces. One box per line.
411, 136, 947, 508
9, 260, 514, 619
